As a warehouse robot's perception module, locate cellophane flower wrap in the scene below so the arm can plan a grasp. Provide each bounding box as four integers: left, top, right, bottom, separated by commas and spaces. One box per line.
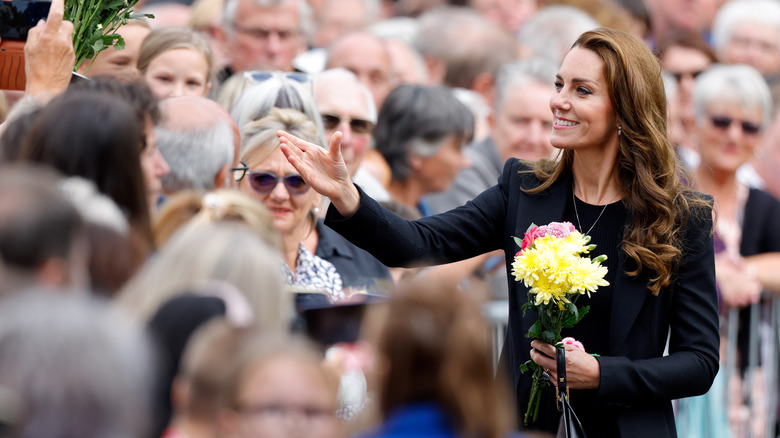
511, 221, 609, 425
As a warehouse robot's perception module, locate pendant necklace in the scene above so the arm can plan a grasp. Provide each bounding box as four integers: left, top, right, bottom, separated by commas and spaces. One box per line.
572, 189, 617, 236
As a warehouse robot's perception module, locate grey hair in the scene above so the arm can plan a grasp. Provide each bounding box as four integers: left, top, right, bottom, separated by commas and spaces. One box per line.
692, 63, 774, 128
221, 0, 313, 39
518, 6, 599, 66
711, 0, 780, 57
0, 291, 153, 438
369, 17, 419, 45
494, 58, 558, 112
157, 120, 235, 192
314, 68, 377, 123
413, 6, 517, 89
373, 84, 473, 181
118, 223, 290, 327
230, 74, 326, 146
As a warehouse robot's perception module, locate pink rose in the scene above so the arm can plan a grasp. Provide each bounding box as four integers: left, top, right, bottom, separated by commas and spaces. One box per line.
537, 221, 576, 239
561, 337, 585, 352
521, 225, 540, 251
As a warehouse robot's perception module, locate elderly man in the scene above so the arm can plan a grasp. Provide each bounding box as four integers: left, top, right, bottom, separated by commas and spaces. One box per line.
325, 32, 394, 108
314, 68, 389, 201
424, 58, 557, 214
216, 0, 309, 74
157, 96, 239, 194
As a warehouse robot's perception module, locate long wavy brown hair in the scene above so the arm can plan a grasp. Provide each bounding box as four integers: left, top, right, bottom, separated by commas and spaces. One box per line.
529, 28, 708, 295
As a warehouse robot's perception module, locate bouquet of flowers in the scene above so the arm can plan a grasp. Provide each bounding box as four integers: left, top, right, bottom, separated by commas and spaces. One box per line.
64, 0, 151, 71
511, 221, 609, 425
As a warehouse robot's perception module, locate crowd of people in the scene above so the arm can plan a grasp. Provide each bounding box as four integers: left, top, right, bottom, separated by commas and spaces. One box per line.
1, 0, 780, 437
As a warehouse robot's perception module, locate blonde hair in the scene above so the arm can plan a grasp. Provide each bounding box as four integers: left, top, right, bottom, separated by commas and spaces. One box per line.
153, 189, 279, 248
137, 27, 213, 79
223, 331, 336, 410
240, 107, 324, 165
117, 223, 290, 328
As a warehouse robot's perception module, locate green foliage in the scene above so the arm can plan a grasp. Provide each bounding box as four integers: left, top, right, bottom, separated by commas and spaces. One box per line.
64, 0, 153, 71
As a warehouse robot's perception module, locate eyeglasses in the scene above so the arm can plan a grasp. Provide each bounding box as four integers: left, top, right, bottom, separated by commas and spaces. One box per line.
710, 115, 762, 135
232, 23, 300, 41
321, 114, 375, 134
247, 171, 310, 196
232, 161, 249, 181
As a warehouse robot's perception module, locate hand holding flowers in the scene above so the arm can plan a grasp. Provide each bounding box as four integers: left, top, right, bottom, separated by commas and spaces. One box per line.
511, 221, 609, 425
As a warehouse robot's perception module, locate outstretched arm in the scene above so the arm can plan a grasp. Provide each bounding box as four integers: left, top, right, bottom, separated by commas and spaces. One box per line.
278, 130, 361, 217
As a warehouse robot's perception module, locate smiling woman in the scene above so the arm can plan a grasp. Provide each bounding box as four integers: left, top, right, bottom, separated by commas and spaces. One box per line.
277, 28, 719, 437
138, 27, 214, 99
239, 108, 392, 297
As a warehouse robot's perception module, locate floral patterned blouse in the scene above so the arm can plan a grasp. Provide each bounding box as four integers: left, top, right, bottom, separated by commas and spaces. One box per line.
283, 243, 345, 301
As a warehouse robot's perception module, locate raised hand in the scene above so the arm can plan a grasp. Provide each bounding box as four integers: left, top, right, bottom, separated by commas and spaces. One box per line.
278, 130, 361, 217
24, 0, 75, 98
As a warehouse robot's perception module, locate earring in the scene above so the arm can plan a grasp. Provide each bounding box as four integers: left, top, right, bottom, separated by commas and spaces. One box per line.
618, 126, 622, 136
313, 206, 320, 215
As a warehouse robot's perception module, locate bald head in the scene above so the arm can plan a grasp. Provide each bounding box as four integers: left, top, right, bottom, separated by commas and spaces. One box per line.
157, 97, 238, 192
325, 32, 394, 107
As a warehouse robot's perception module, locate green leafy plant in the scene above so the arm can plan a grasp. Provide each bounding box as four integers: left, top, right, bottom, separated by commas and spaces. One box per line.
64, 0, 152, 71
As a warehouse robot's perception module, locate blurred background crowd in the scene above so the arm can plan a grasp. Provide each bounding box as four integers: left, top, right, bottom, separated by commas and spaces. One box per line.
1, 0, 780, 437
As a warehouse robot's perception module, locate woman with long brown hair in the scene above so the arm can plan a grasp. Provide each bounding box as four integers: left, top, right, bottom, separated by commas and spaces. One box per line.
278, 28, 719, 436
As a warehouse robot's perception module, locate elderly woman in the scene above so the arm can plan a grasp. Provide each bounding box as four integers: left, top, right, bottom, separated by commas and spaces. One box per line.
712, 0, 780, 80
686, 63, 780, 437
238, 108, 391, 297
373, 84, 473, 216
691, 65, 780, 304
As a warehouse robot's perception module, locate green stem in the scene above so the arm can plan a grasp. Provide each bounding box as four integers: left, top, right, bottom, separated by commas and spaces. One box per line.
523, 365, 545, 425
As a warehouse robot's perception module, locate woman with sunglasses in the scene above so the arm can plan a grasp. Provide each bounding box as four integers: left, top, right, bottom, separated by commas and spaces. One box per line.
682, 64, 780, 436
691, 64, 780, 306
238, 108, 391, 299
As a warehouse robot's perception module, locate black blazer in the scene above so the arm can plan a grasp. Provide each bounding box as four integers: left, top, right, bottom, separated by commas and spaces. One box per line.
325, 159, 720, 437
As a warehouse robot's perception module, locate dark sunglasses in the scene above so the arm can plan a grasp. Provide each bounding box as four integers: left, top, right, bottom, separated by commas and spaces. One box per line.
710, 115, 762, 135
232, 161, 250, 181
247, 171, 310, 196
321, 114, 375, 134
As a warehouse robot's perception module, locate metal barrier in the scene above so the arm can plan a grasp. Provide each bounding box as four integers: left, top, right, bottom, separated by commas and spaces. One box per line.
483, 299, 509, 373
722, 297, 780, 438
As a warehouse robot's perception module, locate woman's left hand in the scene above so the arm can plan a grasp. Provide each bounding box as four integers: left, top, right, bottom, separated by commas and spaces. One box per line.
530, 340, 601, 389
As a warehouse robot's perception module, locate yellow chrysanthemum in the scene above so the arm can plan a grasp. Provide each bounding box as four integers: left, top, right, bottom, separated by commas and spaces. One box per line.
511, 231, 608, 306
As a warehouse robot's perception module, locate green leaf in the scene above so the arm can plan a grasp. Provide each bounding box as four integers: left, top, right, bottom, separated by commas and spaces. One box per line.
91, 39, 104, 52
525, 320, 541, 339
114, 35, 126, 50
513, 236, 524, 249
539, 330, 556, 344
526, 223, 537, 233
